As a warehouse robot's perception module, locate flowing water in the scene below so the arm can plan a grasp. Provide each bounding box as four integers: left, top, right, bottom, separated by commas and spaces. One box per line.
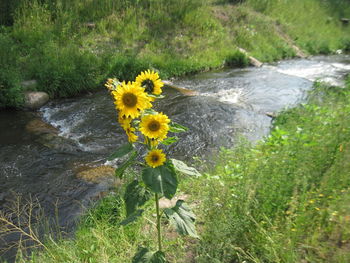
0, 55, 349, 260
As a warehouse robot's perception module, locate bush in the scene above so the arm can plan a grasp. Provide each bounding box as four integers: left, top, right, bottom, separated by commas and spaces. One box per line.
0, 33, 23, 108
29, 43, 104, 97
225, 50, 249, 67
0, 69, 23, 108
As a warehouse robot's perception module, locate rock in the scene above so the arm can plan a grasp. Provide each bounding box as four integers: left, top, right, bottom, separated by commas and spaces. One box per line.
21, 80, 38, 90
25, 119, 58, 136
24, 91, 49, 110
76, 166, 119, 184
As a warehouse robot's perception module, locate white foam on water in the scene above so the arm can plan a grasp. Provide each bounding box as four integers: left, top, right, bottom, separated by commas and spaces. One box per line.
331, 63, 350, 70
276, 61, 348, 86
40, 105, 99, 152
200, 88, 244, 105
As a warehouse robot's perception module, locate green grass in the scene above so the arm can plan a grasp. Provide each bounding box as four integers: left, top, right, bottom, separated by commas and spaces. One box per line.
12, 78, 350, 262
0, 0, 349, 108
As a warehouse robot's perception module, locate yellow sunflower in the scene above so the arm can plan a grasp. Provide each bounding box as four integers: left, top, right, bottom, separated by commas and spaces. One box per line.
135, 70, 164, 97
145, 149, 166, 168
118, 114, 132, 129
112, 82, 152, 119
124, 124, 138, 143
105, 78, 119, 91
139, 113, 170, 141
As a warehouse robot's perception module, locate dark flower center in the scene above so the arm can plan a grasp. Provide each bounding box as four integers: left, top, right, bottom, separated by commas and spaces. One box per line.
122, 93, 137, 107
151, 154, 159, 162
148, 120, 160, 132
142, 79, 154, 93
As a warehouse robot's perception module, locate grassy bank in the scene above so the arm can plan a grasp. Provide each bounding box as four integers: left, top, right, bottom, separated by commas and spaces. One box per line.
11, 77, 350, 262
1, 0, 350, 108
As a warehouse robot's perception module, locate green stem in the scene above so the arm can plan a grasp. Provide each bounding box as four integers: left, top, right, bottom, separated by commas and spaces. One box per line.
155, 193, 162, 252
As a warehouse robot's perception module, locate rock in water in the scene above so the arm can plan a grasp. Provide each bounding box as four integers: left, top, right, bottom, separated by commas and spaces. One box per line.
25, 119, 59, 135
24, 91, 49, 110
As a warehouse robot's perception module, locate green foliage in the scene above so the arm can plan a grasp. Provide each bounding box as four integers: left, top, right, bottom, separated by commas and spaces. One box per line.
164, 200, 198, 238
171, 159, 202, 177
132, 247, 167, 263
0, 34, 23, 108
0, 0, 21, 26
108, 143, 135, 160
81, 194, 124, 228
115, 151, 138, 178
142, 164, 178, 199
246, 0, 350, 54
124, 180, 152, 216
224, 50, 249, 67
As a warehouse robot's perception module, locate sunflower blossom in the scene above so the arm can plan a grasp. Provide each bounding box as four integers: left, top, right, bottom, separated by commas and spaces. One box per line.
135, 70, 164, 98
139, 113, 170, 141
105, 78, 119, 91
145, 149, 166, 168
118, 114, 133, 128
124, 123, 138, 143
113, 82, 152, 119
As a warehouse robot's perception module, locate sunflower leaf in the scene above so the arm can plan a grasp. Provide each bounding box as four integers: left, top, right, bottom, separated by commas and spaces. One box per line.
132, 247, 167, 263
108, 143, 134, 160
120, 209, 144, 226
124, 180, 152, 216
169, 122, 188, 133
115, 150, 137, 178
171, 159, 202, 177
164, 200, 198, 238
161, 136, 179, 145
142, 164, 178, 199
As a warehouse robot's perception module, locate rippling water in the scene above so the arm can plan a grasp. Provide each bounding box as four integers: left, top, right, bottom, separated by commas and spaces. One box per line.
0, 55, 349, 261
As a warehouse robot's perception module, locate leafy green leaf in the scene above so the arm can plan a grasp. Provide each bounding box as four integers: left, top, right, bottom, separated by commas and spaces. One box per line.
108, 143, 134, 160
169, 122, 188, 133
171, 159, 202, 177
124, 180, 152, 216
161, 136, 178, 145
164, 200, 198, 238
142, 164, 178, 199
120, 209, 144, 226
115, 151, 137, 178
132, 247, 167, 263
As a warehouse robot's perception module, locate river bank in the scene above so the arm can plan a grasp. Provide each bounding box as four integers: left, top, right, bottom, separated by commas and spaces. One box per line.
1, 0, 350, 108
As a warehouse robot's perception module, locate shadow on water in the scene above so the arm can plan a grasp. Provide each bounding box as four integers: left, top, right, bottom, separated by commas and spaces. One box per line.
0, 55, 349, 261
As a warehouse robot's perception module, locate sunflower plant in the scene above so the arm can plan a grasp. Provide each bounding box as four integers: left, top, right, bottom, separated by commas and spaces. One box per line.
105, 70, 201, 263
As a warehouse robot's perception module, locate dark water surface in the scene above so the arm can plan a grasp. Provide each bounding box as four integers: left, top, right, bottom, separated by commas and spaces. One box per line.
0, 55, 349, 261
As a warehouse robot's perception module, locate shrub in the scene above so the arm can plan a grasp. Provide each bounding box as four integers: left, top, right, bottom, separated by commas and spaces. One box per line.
0, 33, 23, 108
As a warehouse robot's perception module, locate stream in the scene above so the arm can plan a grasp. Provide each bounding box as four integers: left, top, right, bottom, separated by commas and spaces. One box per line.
0, 54, 349, 261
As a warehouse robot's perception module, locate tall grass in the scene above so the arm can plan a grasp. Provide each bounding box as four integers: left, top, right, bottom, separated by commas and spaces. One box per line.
246, 0, 350, 53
